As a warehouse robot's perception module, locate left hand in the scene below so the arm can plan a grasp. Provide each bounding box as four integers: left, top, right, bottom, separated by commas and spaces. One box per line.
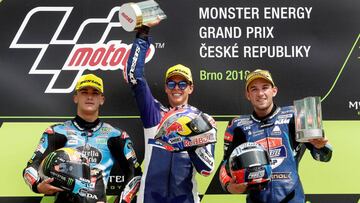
37, 178, 64, 195
119, 176, 141, 203
227, 177, 248, 194
309, 136, 329, 149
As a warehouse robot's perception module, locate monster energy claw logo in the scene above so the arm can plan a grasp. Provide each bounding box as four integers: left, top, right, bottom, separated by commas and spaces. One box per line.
67, 177, 74, 186
44, 152, 57, 171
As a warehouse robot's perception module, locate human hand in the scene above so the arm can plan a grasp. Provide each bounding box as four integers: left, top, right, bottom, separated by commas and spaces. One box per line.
37, 178, 64, 195
309, 136, 329, 149
226, 177, 247, 194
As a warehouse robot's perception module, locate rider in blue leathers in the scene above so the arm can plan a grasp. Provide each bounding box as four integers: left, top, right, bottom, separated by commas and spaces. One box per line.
23, 74, 142, 203
219, 69, 332, 203
124, 26, 217, 203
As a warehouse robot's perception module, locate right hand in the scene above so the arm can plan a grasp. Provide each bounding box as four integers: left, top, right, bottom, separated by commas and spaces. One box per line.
144, 16, 162, 27
37, 178, 64, 195
227, 177, 248, 194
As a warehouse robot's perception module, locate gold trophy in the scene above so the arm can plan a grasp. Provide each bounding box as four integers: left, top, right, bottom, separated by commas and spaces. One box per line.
119, 0, 167, 32
294, 96, 324, 142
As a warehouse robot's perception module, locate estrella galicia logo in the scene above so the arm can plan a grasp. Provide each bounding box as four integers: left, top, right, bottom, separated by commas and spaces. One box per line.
77, 145, 102, 164
10, 7, 155, 93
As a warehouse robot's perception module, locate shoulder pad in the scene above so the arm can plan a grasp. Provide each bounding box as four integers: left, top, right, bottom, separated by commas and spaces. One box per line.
228, 115, 252, 128
44, 123, 63, 135
120, 131, 130, 139
201, 113, 217, 129
100, 123, 122, 133
231, 115, 252, 126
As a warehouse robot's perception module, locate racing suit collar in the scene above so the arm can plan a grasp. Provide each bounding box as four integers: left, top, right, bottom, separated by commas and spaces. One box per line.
168, 104, 189, 111
251, 104, 280, 123
72, 115, 101, 131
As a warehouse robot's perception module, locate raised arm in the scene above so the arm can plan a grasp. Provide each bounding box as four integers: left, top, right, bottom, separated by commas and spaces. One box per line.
124, 26, 161, 129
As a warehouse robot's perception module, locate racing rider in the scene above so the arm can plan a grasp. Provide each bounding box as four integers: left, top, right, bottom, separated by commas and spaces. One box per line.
219, 69, 333, 203
23, 74, 142, 203
123, 25, 217, 203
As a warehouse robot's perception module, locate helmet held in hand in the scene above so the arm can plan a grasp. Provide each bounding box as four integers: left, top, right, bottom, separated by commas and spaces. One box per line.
229, 142, 272, 190
39, 148, 92, 196
155, 106, 216, 151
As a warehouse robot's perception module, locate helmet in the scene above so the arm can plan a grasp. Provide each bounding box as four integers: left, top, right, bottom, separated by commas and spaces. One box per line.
39, 148, 92, 196
229, 142, 272, 190
155, 106, 216, 151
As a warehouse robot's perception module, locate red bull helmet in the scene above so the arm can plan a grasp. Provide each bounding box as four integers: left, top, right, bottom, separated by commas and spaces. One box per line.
154, 106, 216, 151
229, 142, 272, 190
39, 148, 92, 196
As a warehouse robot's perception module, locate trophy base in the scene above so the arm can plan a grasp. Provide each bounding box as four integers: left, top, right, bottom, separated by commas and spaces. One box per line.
295, 129, 323, 142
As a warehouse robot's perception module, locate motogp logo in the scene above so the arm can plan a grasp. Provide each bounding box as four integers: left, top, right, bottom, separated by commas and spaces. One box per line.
10, 7, 155, 93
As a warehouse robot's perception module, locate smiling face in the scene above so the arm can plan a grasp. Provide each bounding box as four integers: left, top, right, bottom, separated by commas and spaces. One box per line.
165, 75, 193, 107
246, 78, 278, 117
73, 86, 104, 120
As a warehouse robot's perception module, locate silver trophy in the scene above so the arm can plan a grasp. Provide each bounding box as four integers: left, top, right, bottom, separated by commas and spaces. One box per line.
119, 0, 167, 32
294, 96, 324, 142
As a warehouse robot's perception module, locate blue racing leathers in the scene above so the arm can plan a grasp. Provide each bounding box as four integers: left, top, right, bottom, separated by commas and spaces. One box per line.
23, 116, 142, 203
219, 106, 332, 203
125, 32, 217, 203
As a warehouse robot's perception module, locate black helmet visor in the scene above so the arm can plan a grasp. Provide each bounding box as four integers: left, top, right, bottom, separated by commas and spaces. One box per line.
231, 150, 269, 171
187, 113, 212, 134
